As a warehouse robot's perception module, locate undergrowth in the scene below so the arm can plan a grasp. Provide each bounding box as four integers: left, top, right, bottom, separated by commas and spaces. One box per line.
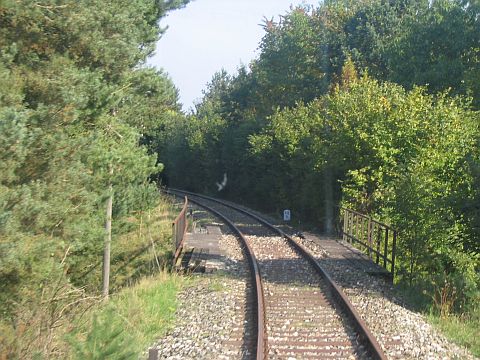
0, 196, 185, 359
67, 271, 186, 359
428, 311, 480, 358
396, 280, 480, 358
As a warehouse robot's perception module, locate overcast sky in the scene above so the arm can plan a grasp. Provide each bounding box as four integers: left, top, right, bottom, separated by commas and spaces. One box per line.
147, 0, 320, 111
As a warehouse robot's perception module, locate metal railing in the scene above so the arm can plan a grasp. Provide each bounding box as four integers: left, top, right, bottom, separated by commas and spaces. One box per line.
172, 196, 188, 264
340, 207, 397, 279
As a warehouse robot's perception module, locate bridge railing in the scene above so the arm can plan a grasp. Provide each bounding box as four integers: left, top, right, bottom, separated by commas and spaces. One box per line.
172, 196, 188, 264
340, 207, 397, 279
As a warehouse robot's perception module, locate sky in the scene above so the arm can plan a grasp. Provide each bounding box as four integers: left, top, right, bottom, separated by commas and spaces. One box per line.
147, 0, 320, 111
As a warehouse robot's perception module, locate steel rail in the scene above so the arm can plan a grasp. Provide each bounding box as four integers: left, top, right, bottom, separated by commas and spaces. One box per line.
167, 190, 267, 360
169, 188, 388, 360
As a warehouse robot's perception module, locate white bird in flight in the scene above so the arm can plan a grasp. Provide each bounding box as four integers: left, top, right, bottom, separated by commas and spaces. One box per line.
216, 173, 227, 192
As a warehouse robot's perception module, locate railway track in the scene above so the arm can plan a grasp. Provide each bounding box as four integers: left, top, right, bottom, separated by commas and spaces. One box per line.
168, 189, 387, 360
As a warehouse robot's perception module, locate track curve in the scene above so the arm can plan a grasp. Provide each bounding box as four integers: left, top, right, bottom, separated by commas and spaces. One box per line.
168, 188, 387, 360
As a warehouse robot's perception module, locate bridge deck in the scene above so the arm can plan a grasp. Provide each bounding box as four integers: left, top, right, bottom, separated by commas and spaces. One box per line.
303, 232, 391, 278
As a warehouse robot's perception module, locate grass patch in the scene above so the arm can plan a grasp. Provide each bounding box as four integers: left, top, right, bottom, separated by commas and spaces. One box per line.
109, 197, 177, 290
428, 312, 480, 357
65, 195, 192, 359
207, 277, 225, 292
76, 195, 180, 293
68, 271, 186, 359
0, 196, 187, 359
395, 280, 480, 357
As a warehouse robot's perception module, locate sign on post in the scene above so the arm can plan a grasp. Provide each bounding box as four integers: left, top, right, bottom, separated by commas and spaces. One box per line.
283, 209, 291, 222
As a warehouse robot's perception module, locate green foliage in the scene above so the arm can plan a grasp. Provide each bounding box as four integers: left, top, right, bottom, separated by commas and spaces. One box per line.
68, 308, 136, 360
428, 310, 480, 357
250, 76, 480, 312
386, 0, 479, 103
67, 272, 183, 359
164, 59, 479, 318
1, 0, 189, 358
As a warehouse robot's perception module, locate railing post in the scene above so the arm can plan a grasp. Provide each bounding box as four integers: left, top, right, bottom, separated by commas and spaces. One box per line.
355, 213, 359, 244
172, 196, 189, 265
172, 222, 176, 252
347, 210, 351, 243
360, 216, 364, 247
347, 210, 352, 242
383, 228, 389, 269
338, 206, 397, 280
391, 231, 397, 280
367, 217, 372, 259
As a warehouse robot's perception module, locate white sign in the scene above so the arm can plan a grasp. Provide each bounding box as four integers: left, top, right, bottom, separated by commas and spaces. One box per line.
283, 209, 291, 222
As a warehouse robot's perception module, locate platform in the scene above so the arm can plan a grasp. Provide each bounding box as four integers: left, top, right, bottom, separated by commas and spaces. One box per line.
179, 225, 226, 273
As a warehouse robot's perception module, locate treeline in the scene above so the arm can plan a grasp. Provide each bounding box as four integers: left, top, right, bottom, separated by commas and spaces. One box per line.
0, 0, 188, 357
159, 0, 480, 313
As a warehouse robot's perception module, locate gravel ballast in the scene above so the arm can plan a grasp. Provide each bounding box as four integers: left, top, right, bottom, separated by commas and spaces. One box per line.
297, 235, 477, 360
150, 234, 253, 360
150, 195, 477, 359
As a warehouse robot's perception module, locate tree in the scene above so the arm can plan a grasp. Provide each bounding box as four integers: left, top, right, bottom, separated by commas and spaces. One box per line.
0, 0, 189, 355
386, 0, 479, 105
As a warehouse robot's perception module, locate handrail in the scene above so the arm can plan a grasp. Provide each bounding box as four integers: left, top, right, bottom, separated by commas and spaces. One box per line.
172, 196, 188, 264
340, 207, 397, 280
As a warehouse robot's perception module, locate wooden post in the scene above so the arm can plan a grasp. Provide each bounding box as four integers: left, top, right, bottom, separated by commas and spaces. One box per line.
355, 213, 360, 244
391, 231, 397, 280
102, 174, 113, 299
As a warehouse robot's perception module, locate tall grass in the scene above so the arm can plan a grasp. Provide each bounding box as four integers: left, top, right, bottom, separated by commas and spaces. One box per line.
109, 196, 178, 290
67, 271, 186, 359
396, 281, 480, 357
65, 196, 189, 358
428, 310, 480, 357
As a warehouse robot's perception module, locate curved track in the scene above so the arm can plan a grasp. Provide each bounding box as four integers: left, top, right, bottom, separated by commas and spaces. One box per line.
168, 189, 387, 360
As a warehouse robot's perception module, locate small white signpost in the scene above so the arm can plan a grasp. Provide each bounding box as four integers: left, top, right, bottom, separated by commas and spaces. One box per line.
283, 209, 291, 222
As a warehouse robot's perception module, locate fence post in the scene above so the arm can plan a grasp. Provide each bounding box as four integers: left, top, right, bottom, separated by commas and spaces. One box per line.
346, 210, 351, 242
172, 196, 188, 266
339, 207, 397, 280
172, 222, 177, 253
391, 231, 397, 280
367, 217, 372, 259
383, 228, 389, 268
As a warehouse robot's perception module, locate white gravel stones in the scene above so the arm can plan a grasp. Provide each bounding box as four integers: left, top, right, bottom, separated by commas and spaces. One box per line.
149, 233, 252, 359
